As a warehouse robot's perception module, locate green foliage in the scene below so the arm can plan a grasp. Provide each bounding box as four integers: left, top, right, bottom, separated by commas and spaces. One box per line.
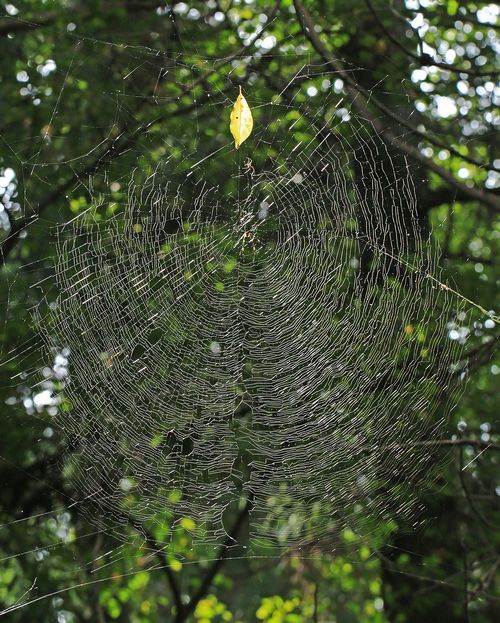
0, 1, 498, 622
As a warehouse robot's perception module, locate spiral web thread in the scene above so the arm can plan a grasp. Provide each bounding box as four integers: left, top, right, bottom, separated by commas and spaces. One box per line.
37, 110, 463, 552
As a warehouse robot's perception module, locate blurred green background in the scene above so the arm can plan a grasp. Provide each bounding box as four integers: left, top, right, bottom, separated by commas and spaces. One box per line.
0, 1, 499, 622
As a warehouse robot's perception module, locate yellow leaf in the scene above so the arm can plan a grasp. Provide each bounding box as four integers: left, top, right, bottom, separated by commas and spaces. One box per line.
230, 86, 253, 149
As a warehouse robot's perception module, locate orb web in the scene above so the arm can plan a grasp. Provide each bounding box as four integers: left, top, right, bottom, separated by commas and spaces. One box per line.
37, 114, 462, 551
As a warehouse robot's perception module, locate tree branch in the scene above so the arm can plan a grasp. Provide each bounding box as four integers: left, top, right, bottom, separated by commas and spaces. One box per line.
0, 13, 56, 36
125, 516, 184, 617
0, 3, 280, 268
354, 438, 500, 454
0, 93, 211, 268
292, 0, 500, 213
178, 498, 253, 623
364, 0, 499, 80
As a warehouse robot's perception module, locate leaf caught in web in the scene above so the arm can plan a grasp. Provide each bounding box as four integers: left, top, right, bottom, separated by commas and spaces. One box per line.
230, 86, 253, 149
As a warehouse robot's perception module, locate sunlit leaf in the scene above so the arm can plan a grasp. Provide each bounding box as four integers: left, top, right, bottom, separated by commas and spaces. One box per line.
230, 86, 253, 149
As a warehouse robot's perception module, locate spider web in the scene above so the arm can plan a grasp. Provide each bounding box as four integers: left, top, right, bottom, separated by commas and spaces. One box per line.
0, 20, 482, 617
35, 112, 463, 547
